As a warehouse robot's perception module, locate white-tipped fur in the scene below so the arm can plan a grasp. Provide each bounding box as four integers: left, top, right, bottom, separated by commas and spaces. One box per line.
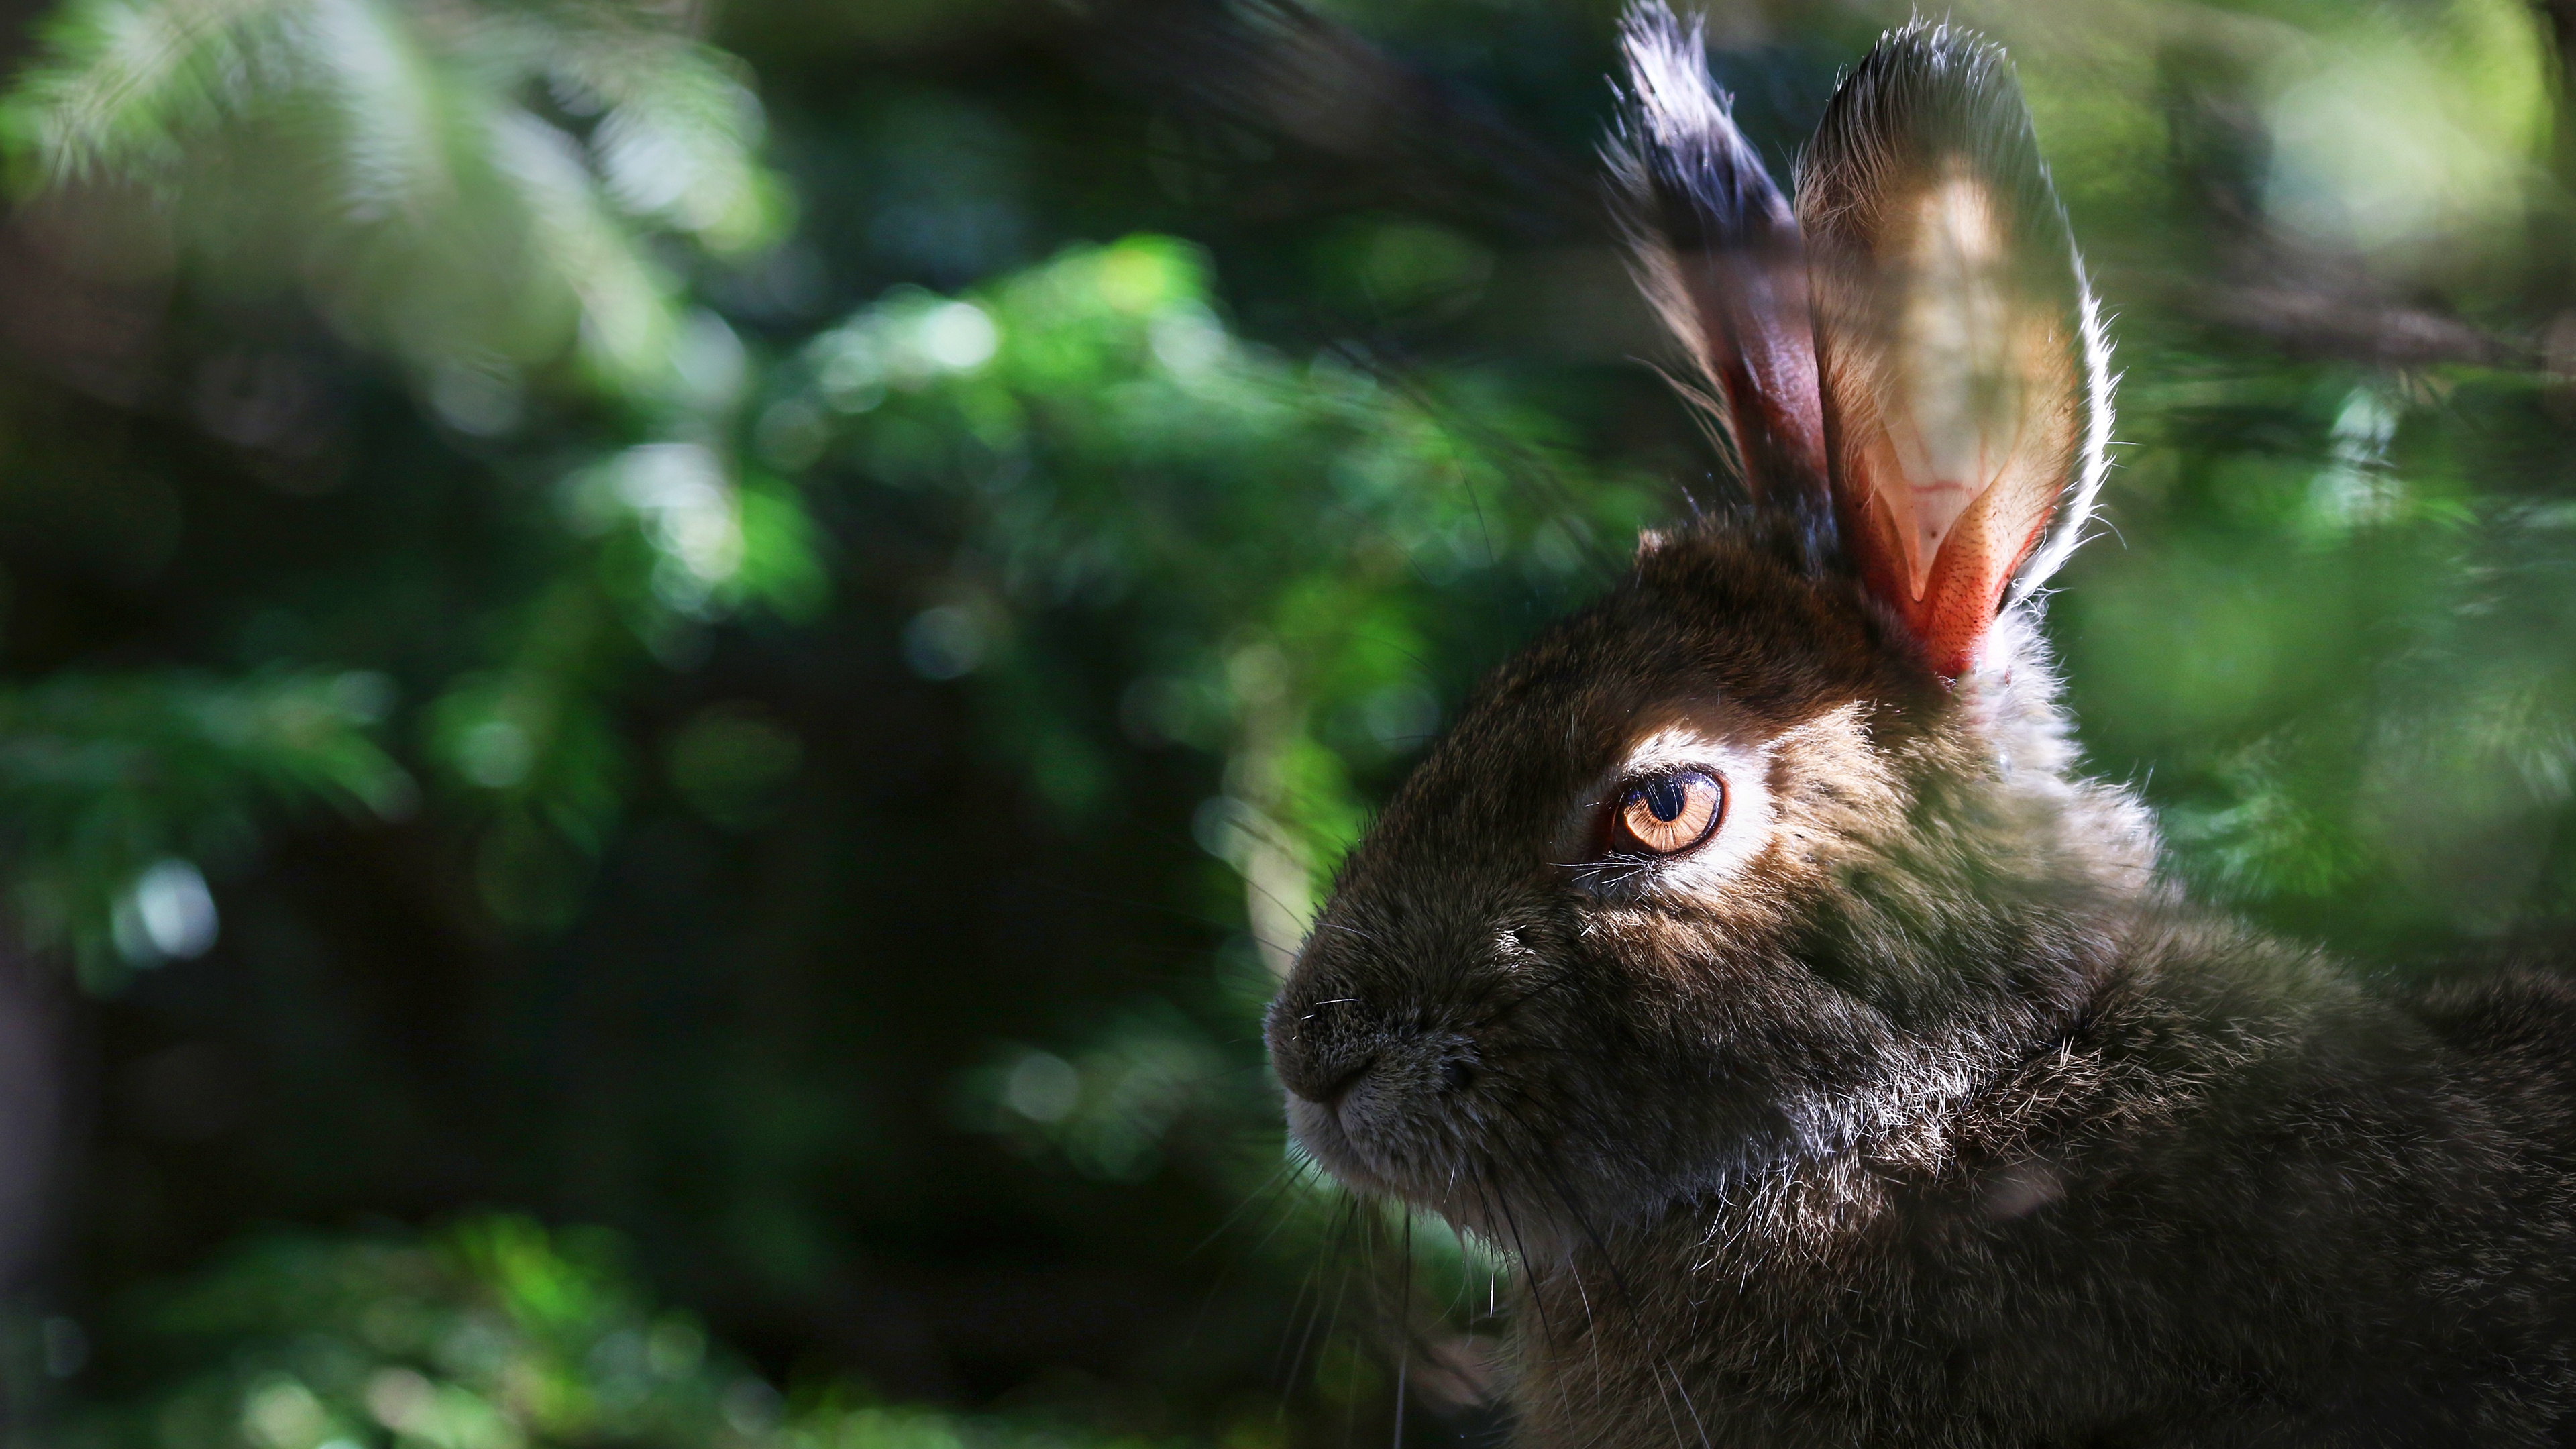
1619, 1, 1726, 146
1611, 0, 1829, 512
2008, 260, 2118, 604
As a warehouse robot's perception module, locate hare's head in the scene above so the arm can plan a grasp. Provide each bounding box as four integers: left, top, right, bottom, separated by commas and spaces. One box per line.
1266, 11, 2153, 1246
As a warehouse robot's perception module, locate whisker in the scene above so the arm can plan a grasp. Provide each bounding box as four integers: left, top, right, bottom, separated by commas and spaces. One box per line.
1278, 1191, 1359, 1394
1485, 1163, 1558, 1351
1532, 1146, 1637, 1311
1392, 1210, 1412, 1449
1189, 1155, 1309, 1261
1667, 1361, 1713, 1449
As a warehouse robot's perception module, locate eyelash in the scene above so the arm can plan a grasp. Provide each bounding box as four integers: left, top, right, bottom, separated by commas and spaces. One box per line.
1602, 769, 1726, 859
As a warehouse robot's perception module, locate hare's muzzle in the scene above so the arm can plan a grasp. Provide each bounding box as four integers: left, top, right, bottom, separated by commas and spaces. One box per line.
1265, 982, 1491, 1208
1270, 999, 1375, 1108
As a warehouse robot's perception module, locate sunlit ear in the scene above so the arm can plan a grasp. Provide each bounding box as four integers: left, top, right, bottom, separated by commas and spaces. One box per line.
1796, 23, 2111, 678
1612, 1, 1828, 513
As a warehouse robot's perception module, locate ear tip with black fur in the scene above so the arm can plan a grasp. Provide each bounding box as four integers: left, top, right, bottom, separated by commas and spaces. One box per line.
1617, 1, 1731, 123
1607, 1, 1830, 514
1614, 0, 1812, 244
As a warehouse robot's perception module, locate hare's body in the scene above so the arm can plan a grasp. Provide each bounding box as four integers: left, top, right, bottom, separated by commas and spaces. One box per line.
1516, 856, 2576, 1448
1523, 948, 2576, 1447
1266, 11, 2576, 1446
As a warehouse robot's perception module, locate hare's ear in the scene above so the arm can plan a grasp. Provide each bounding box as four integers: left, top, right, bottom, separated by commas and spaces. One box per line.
1612, 2, 1829, 513
1796, 24, 2112, 678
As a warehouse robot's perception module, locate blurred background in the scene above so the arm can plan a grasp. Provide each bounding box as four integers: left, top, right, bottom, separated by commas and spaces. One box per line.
0, 0, 2557, 1442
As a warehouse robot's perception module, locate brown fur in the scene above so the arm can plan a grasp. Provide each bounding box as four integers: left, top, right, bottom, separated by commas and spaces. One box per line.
1265, 15, 2576, 1447
1270, 515, 2576, 1446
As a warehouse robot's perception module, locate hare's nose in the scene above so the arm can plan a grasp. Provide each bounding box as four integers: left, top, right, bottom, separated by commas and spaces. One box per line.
1271, 998, 1377, 1104
1278, 1040, 1377, 1106
1292, 1055, 1376, 1108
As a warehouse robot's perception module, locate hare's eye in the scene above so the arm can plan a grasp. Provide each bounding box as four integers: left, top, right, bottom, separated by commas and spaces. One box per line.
1613, 771, 1724, 856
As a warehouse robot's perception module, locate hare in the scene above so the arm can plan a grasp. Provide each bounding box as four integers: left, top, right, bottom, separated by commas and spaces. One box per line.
1264, 9, 2576, 1447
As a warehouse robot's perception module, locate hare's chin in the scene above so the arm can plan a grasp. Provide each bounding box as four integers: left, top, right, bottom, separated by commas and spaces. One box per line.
1283, 1093, 1463, 1206
1283, 1095, 1387, 1195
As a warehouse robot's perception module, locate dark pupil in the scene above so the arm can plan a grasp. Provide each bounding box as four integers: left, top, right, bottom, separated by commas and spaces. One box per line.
1642, 776, 1687, 822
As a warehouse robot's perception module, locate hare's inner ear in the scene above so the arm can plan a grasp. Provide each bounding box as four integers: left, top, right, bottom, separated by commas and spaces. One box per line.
1613, 2, 1829, 513
1796, 24, 2112, 678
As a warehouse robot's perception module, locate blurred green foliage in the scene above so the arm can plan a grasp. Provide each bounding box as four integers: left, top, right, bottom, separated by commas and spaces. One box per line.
71, 1215, 1193, 1449
6, 0, 788, 395
0, 0, 2566, 1442
765, 234, 1651, 941
0, 668, 405, 979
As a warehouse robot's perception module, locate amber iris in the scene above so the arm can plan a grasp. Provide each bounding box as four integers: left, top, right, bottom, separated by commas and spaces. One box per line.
1613, 771, 1724, 855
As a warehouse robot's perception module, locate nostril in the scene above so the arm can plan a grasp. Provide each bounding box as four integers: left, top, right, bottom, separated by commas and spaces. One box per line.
1309, 1057, 1375, 1107
1441, 1059, 1477, 1093
1278, 1051, 1375, 1107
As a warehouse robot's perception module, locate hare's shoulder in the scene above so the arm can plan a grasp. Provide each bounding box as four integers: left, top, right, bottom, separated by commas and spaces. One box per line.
2408, 963, 2576, 1047
1988, 931, 2576, 1204
2404, 965, 2576, 1150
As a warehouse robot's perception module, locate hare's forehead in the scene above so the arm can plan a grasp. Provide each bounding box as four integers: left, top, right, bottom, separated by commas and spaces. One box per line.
1414, 697, 1774, 828
1603, 709, 1771, 775
1444, 678, 1783, 777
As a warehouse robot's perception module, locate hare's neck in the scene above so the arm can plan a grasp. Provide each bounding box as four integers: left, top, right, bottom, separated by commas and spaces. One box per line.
1966, 622, 2165, 903
1508, 1171, 1901, 1449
